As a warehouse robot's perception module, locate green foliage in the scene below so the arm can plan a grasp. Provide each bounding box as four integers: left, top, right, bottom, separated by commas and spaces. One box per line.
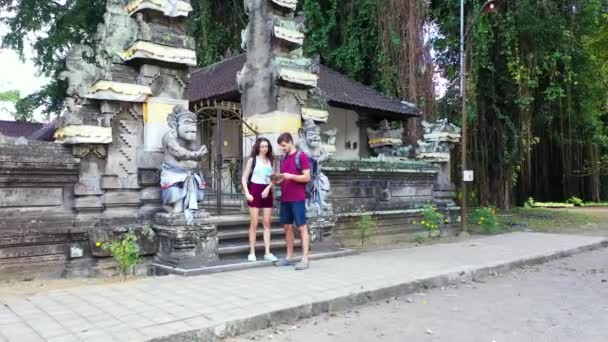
0, 90, 20, 103
188, 0, 246, 67
525, 197, 535, 208
356, 214, 377, 246
419, 205, 443, 237
303, 0, 383, 89
511, 207, 595, 232
432, 0, 608, 207
103, 232, 141, 279
567, 196, 584, 207
469, 207, 499, 234
0, 90, 23, 121
530, 202, 574, 208
1, 0, 106, 119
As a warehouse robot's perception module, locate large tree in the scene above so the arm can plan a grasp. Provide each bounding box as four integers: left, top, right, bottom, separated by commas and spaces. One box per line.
303, 0, 437, 142
1, 0, 107, 120
431, 0, 608, 206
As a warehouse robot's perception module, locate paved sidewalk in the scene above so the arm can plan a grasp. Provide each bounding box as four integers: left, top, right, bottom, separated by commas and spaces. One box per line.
0, 232, 606, 342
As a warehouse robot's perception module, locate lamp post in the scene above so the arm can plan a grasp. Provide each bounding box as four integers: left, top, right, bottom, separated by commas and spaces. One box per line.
460, 0, 498, 235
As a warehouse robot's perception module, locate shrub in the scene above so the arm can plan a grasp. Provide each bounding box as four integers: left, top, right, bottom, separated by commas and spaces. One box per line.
103, 232, 141, 279
420, 205, 443, 238
356, 214, 377, 246
525, 197, 535, 208
469, 207, 499, 234
567, 196, 584, 207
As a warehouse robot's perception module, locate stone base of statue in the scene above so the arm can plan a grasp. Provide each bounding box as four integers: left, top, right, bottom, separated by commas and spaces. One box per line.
307, 205, 337, 243
152, 211, 219, 273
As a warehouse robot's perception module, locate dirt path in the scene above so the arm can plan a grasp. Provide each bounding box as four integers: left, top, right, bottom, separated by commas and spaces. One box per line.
228, 247, 608, 342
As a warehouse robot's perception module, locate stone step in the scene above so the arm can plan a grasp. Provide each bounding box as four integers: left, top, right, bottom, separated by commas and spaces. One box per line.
218, 239, 301, 255
209, 215, 280, 228
217, 227, 285, 240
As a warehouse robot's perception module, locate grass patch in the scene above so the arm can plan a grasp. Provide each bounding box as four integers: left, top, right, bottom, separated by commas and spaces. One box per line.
583, 202, 608, 207
500, 207, 601, 233
530, 202, 574, 208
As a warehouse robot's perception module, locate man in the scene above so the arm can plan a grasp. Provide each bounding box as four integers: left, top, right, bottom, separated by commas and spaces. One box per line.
274, 132, 311, 270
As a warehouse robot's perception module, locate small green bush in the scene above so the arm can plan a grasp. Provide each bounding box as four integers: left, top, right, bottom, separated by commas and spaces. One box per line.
567, 196, 584, 206
525, 197, 535, 208
469, 207, 499, 233
419, 205, 443, 238
103, 232, 141, 279
356, 214, 377, 246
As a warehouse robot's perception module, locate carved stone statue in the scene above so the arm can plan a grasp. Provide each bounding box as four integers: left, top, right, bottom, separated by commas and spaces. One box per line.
416, 119, 461, 158
366, 119, 409, 157
416, 119, 462, 209
160, 106, 208, 224
297, 119, 331, 215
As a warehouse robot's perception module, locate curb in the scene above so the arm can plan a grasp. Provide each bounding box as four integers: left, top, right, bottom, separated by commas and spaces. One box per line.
153, 249, 357, 276
149, 239, 608, 342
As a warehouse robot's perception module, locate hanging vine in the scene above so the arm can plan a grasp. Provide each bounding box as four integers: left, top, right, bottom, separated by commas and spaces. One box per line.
431, 0, 608, 207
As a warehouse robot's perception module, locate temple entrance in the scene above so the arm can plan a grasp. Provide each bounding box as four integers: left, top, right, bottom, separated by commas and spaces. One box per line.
194, 101, 258, 214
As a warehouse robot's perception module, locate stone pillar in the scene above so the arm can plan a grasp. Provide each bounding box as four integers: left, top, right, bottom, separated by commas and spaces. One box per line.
416, 120, 462, 234
239, 0, 324, 154
430, 159, 457, 207
239, 0, 337, 244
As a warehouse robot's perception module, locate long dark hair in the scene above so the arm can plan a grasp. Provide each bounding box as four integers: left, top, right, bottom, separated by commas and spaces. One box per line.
250, 137, 274, 163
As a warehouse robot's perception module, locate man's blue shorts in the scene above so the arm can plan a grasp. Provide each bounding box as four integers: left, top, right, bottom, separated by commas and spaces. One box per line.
280, 201, 307, 227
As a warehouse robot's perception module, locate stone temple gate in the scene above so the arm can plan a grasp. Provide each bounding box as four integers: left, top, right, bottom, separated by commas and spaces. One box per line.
0, 0, 461, 279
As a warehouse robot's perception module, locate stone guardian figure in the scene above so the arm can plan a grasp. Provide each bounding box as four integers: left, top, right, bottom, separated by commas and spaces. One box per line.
297, 119, 331, 215
160, 106, 208, 224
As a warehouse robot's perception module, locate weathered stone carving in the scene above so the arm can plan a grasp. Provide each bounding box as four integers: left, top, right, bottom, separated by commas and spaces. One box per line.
136, 12, 153, 41
160, 106, 208, 223
296, 120, 336, 242
61, 45, 98, 99
153, 220, 218, 269
416, 119, 462, 209
153, 106, 218, 272
296, 119, 331, 215
416, 118, 461, 161
366, 119, 411, 157
125, 0, 193, 18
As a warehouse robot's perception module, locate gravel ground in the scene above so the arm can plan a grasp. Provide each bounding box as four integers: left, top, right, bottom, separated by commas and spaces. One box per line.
227, 247, 608, 342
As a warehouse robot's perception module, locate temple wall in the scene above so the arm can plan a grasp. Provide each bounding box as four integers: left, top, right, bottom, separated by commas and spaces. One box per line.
0, 140, 78, 217
0, 137, 459, 279
324, 163, 461, 246
325, 167, 436, 213
0, 137, 85, 279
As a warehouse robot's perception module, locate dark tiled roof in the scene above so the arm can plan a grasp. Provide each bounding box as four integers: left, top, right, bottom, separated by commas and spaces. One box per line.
0, 120, 44, 138
189, 54, 245, 103
188, 54, 419, 116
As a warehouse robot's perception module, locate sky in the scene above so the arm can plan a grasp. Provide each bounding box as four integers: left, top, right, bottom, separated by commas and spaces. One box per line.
0, 23, 49, 122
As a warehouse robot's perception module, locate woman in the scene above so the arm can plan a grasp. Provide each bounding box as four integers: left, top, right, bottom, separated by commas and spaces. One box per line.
241, 137, 278, 262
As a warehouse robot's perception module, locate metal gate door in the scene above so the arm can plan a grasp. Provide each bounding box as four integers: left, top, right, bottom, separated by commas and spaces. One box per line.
194, 101, 258, 214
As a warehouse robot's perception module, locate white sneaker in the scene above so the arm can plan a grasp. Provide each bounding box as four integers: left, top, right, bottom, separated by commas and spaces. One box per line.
264, 253, 278, 262
248, 254, 257, 262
